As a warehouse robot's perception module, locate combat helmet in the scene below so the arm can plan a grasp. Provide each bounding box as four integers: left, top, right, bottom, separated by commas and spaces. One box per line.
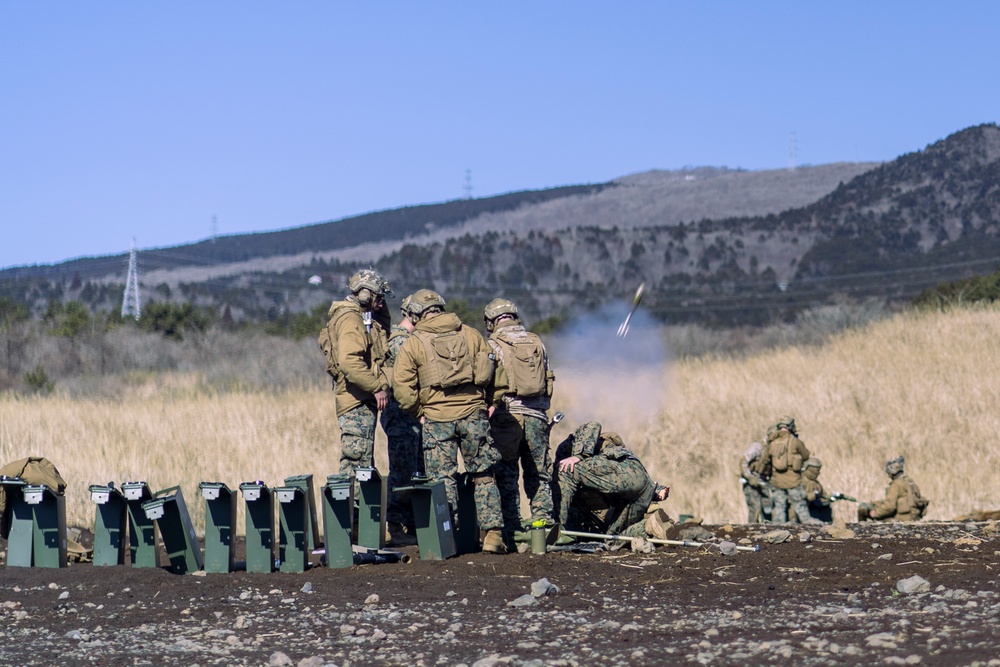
483, 297, 519, 331
347, 269, 392, 307
775, 415, 797, 435
802, 457, 822, 470
400, 293, 414, 319
406, 289, 446, 321
884, 456, 905, 477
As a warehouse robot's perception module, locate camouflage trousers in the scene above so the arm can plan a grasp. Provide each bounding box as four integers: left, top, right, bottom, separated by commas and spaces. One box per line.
743, 483, 771, 523
492, 412, 554, 529
422, 410, 503, 532
554, 456, 656, 537
770, 484, 811, 523
337, 403, 376, 478
380, 399, 423, 528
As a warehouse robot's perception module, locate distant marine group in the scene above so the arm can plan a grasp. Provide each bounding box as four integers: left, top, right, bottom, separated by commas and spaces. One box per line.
741, 417, 930, 525
314, 268, 933, 555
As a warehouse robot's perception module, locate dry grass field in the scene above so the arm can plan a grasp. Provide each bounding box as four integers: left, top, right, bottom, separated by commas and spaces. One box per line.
1, 303, 997, 532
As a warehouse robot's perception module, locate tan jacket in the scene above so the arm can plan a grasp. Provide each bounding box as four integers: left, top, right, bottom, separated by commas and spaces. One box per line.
767, 430, 810, 490
325, 299, 389, 416
392, 312, 490, 422
871, 474, 926, 521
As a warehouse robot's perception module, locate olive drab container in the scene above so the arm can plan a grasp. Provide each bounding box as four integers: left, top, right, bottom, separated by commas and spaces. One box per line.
282, 474, 320, 552
1, 476, 33, 567
321, 474, 355, 569
199, 482, 237, 573
355, 467, 386, 551
394, 474, 456, 561
142, 485, 203, 574
275, 485, 309, 573
90, 483, 127, 566
24, 484, 68, 568
122, 481, 160, 568
1, 477, 67, 568
240, 481, 275, 573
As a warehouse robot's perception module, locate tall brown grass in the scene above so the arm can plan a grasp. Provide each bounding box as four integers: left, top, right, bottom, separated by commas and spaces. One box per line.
1, 304, 996, 532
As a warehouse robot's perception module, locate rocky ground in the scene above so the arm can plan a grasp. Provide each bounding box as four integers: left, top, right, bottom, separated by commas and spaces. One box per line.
2, 520, 1000, 667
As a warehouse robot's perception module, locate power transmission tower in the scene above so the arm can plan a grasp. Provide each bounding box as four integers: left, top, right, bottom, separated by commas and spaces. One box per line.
463, 168, 473, 199
121, 238, 141, 320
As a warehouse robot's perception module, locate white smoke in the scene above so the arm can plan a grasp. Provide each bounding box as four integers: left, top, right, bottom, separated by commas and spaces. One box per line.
547, 300, 674, 442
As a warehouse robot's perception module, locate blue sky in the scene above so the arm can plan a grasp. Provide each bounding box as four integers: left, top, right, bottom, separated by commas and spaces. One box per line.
2, 2, 998, 269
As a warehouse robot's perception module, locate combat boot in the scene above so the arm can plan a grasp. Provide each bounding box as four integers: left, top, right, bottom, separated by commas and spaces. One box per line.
481, 529, 508, 554
386, 522, 417, 547
644, 508, 672, 540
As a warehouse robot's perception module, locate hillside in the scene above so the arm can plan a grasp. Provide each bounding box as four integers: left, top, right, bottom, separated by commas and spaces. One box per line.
0, 163, 874, 323
5, 125, 1000, 326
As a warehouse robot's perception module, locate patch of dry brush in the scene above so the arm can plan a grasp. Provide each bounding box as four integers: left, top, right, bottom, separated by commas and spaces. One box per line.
1, 304, 997, 530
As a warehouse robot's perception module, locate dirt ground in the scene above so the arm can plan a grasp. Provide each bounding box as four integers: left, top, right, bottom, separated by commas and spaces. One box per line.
2, 521, 999, 666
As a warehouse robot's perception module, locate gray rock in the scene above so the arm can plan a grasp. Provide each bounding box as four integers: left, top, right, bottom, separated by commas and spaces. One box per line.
300, 582, 313, 593
719, 541, 737, 555
531, 578, 559, 597
508, 594, 538, 608
268, 651, 293, 666
897, 576, 931, 594
766, 530, 792, 544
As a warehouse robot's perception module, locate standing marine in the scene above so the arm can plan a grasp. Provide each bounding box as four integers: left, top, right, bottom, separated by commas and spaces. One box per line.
391, 289, 507, 553
858, 456, 930, 522
740, 436, 772, 523
318, 269, 392, 480
378, 294, 422, 546
763, 416, 815, 524
484, 297, 557, 536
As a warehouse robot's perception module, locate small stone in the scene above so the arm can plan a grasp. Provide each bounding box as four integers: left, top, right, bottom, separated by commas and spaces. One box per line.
268, 651, 293, 666
766, 530, 791, 544
297, 658, 324, 667
508, 594, 538, 607
234, 615, 249, 629
897, 575, 931, 594
58, 591, 70, 600
798, 531, 811, 543
719, 541, 737, 556
531, 578, 559, 597
364, 594, 379, 605
300, 582, 313, 593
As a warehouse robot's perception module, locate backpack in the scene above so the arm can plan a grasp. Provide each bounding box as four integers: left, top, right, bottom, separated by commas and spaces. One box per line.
413, 329, 477, 389
490, 328, 548, 397
318, 305, 386, 379
318, 308, 351, 377
902, 477, 930, 519
768, 431, 804, 474
768, 433, 791, 473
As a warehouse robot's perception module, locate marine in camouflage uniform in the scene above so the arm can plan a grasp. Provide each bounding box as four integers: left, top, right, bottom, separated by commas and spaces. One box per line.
379, 298, 423, 536
763, 416, 815, 524
391, 289, 506, 553
318, 270, 392, 480
740, 439, 772, 523
800, 457, 833, 523
484, 298, 556, 532
859, 456, 929, 522
552, 422, 669, 541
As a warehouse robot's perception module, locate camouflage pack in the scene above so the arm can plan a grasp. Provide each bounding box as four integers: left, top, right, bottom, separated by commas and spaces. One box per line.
489, 327, 549, 398
413, 329, 476, 389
